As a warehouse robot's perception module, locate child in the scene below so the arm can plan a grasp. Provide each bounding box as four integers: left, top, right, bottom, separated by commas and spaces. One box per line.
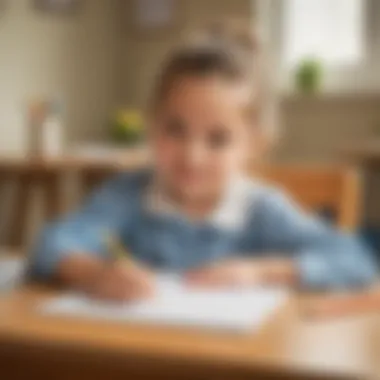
30, 24, 377, 301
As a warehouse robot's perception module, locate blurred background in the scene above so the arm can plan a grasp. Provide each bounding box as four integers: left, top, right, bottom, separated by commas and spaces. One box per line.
0, 0, 380, 262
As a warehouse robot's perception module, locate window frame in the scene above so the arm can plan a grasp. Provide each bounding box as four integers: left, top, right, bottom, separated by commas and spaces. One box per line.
254, 0, 379, 94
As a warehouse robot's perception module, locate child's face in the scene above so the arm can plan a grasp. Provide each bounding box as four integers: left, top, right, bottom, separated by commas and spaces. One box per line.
150, 76, 257, 200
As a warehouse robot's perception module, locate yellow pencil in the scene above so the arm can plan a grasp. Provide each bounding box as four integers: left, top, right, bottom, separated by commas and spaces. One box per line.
104, 232, 133, 265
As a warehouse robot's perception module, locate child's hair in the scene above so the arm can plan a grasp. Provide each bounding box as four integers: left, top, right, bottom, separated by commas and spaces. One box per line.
151, 21, 277, 140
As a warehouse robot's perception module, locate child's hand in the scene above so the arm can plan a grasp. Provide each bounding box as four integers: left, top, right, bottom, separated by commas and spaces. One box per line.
185, 258, 297, 287
89, 261, 156, 301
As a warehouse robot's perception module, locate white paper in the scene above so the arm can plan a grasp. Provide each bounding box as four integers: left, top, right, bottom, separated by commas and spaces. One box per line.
40, 274, 288, 333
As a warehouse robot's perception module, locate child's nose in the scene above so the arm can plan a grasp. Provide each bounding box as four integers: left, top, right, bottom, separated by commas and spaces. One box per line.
183, 142, 207, 166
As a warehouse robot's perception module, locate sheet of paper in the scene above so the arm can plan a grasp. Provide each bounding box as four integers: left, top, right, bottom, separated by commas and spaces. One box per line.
40, 273, 288, 333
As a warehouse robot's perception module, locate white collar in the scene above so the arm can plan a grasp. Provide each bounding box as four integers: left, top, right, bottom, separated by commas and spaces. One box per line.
144, 176, 254, 231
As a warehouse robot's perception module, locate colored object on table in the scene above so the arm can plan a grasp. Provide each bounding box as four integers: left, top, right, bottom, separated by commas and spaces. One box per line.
41, 98, 64, 157
27, 97, 64, 157
110, 108, 144, 145
302, 287, 380, 319
27, 99, 47, 157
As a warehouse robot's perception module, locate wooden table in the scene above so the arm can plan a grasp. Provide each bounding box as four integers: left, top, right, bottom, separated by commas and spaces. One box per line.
0, 287, 379, 380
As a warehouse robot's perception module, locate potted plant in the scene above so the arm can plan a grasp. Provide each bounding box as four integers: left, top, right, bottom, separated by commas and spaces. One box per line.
294, 58, 323, 94
110, 108, 144, 146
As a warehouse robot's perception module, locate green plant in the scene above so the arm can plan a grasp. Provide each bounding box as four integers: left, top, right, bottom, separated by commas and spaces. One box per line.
294, 58, 323, 93
110, 108, 144, 145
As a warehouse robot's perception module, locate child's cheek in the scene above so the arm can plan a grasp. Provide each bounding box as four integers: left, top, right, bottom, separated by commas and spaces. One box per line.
212, 148, 247, 177
151, 136, 179, 173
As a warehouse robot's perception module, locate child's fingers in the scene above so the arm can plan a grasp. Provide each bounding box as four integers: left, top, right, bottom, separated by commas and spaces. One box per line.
91, 278, 127, 301
185, 268, 226, 286
94, 278, 152, 301
90, 263, 156, 301
127, 270, 156, 298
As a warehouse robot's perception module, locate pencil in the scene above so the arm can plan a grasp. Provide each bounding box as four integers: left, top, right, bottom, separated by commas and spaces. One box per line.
104, 232, 134, 266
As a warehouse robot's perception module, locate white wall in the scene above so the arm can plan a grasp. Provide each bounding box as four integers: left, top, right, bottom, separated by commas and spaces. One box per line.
121, 0, 253, 107
275, 94, 380, 163
0, 0, 123, 155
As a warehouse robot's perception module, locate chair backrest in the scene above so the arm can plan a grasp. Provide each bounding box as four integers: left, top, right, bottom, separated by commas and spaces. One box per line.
0, 165, 61, 249
254, 165, 362, 231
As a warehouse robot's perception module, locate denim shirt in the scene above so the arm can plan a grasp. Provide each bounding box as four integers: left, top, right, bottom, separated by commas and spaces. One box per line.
29, 169, 378, 290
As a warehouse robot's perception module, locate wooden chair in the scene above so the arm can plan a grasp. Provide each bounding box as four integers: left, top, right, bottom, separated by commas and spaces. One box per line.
0, 153, 148, 251
0, 165, 121, 250
254, 165, 362, 231
0, 164, 61, 250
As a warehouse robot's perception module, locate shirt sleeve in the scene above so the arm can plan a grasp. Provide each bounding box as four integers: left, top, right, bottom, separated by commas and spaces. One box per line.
28, 174, 136, 280
257, 189, 378, 290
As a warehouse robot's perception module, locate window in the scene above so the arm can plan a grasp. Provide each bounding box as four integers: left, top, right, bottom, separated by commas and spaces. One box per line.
283, 0, 365, 67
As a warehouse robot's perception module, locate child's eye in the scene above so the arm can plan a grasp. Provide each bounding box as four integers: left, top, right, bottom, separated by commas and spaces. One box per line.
164, 117, 187, 139
207, 129, 231, 149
